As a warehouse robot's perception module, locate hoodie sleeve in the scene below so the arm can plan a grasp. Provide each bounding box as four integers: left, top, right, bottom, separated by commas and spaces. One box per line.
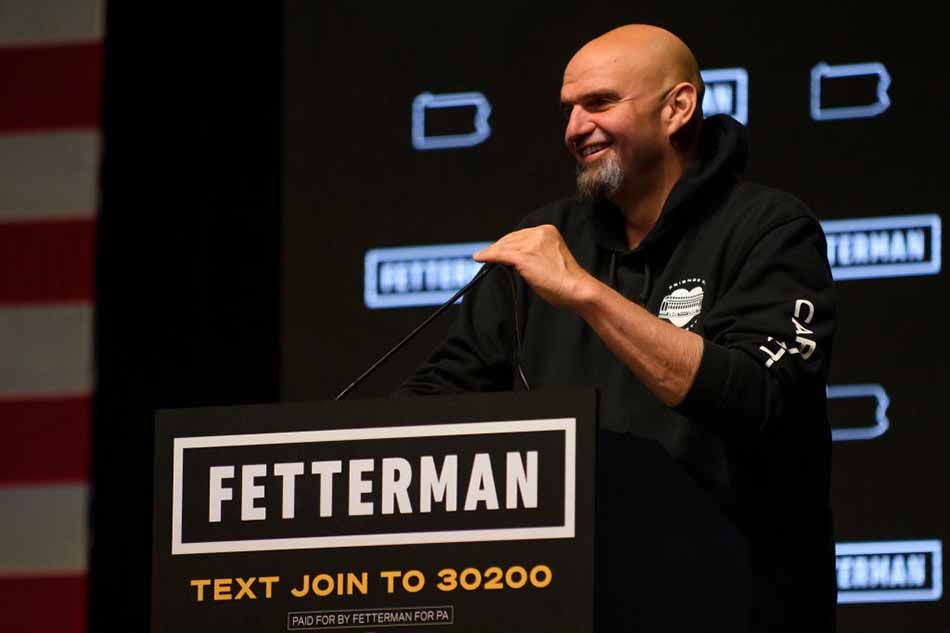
674, 215, 836, 437
395, 265, 516, 396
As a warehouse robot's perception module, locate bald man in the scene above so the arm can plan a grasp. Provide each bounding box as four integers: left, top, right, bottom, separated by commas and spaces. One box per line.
401, 25, 837, 632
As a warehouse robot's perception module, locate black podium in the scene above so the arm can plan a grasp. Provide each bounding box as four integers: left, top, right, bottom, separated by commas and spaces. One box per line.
153, 390, 598, 632
152, 389, 753, 632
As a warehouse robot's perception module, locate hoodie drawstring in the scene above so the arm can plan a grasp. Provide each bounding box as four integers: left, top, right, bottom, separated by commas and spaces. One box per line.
638, 260, 652, 307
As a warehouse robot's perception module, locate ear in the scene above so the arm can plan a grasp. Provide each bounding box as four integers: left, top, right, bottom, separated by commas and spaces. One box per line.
665, 82, 698, 137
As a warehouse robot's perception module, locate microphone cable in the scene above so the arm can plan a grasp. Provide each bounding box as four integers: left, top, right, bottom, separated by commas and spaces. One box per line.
504, 266, 531, 391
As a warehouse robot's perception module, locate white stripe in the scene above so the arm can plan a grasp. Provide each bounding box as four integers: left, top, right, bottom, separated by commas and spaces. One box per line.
0, 0, 103, 45
0, 304, 93, 396
0, 483, 88, 575
0, 132, 99, 222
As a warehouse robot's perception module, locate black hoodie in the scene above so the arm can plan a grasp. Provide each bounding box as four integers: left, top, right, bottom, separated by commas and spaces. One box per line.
399, 115, 837, 631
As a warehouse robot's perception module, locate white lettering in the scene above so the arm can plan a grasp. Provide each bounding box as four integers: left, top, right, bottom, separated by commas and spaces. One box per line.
348, 459, 374, 516
759, 336, 788, 368
424, 260, 440, 290
378, 262, 394, 293
505, 451, 538, 509
795, 336, 817, 360
204, 452, 547, 521
794, 299, 815, 324
869, 555, 890, 587
890, 554, 907, 586
208, 465, 234, 523
828, 228, 930, 267
311, 460, 342, 517
273, 462, 304, 519
241, 464, 267, 521
839, 554, 930, 590
890, 231, 907, 261
907, 554, 927, 586
419, 455, 457, 513
907, 229, 926, 261
409, 261, 424, 291
393, 264, 408, 293
464, 453, 499, 511
792, 317, 813, 336
381, 457, 412, 514
852, 555, 869, 587
826, 235, 838, 266
869, 231, 890, 261
836, 556, 852, 589
839, 234, 852, 265
851, 232, 869, 263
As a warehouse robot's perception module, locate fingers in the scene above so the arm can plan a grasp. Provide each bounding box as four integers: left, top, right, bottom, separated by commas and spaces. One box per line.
472, 243, 507, 263
473, 225, 560, 262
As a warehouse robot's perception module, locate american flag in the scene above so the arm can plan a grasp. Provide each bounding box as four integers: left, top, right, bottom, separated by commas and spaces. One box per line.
0, 1, 103, 631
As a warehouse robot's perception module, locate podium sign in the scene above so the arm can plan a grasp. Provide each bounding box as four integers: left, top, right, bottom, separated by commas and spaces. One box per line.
152, 390, 596, 632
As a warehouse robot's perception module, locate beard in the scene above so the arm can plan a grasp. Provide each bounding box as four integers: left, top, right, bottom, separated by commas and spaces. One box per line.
576, 151, 625, 201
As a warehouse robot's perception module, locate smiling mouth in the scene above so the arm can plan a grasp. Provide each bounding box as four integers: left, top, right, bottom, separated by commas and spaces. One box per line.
579, 142, 611, 159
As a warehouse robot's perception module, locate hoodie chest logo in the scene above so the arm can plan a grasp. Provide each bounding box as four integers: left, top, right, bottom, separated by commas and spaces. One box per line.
658, 278, 706, 330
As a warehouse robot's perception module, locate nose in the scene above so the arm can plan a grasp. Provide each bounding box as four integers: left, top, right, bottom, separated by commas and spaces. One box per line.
564, 105, 595, 150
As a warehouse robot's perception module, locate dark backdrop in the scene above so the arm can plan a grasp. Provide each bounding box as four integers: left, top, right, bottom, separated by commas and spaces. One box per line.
283, 2, 948, 631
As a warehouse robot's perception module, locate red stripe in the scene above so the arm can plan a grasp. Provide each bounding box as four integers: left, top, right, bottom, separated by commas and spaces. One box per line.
0, 575, 86, 632
0, 42, 102, 132
0, 396, 90, 483
0, 219, 95, 304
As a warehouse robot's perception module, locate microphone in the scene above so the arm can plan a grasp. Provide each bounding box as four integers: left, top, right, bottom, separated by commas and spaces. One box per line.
334, 262, 498, 400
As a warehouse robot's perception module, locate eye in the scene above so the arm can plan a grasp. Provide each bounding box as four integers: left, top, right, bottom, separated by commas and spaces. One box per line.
561, 94, 619, 120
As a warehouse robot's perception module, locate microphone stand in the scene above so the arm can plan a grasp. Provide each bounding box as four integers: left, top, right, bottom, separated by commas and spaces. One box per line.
334, 263, 497, 400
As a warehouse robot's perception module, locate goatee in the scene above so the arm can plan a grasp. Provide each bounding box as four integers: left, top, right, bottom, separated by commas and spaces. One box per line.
576, 152, 624, 201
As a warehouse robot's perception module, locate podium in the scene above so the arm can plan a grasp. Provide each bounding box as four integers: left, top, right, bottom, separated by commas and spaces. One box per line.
152, 389, 754, 632
152, 389, 597, 632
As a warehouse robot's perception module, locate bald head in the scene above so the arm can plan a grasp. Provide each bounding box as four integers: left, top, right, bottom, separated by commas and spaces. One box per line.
560, 25, 705, 207
565, 24, 702, 106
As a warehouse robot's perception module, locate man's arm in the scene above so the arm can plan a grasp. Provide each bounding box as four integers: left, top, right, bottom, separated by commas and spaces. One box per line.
473, 224, 702, 406
574, 280, 704, 406
474, 217, 834, 427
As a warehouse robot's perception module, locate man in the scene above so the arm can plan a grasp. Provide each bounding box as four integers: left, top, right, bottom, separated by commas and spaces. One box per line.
400, 24, 837, 631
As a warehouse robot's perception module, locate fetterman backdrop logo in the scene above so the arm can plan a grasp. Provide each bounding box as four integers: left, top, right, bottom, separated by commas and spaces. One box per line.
658, 278, 706, 330
836, 540, 942, 604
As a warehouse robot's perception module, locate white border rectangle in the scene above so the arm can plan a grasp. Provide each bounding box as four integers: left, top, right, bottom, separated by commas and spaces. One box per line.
363, 242, 491, 309
836, 539, 943, 603
171, 418, 576, 555
288, 605, 454, 631
820, 214, 941, 280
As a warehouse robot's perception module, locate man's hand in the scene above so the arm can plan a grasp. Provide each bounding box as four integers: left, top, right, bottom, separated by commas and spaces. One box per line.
473, 225, 596, 308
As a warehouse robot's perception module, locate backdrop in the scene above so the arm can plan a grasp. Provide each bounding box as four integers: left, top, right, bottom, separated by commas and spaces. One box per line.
283, 2, 948, 630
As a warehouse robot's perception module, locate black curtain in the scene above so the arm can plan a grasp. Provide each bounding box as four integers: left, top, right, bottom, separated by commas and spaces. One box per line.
90, 5, 282, 630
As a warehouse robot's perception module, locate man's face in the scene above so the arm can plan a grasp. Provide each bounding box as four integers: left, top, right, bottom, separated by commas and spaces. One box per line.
560, 49, 669, 199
